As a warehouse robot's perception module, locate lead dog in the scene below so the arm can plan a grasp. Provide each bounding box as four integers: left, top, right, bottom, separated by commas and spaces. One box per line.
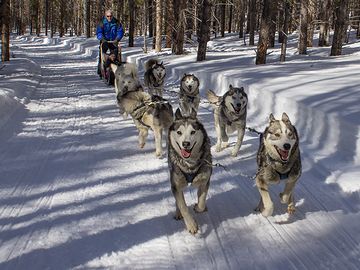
144, 59, 166, 96
207, 85, 248, 157
255, 113, 302, 217
179, 73, 200, 116
168, 109, 212, 234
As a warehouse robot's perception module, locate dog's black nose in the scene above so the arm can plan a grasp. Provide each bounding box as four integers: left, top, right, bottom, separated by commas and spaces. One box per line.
283, 143, 291, 150
182, 141, 191, 148
237, 103, 241, 108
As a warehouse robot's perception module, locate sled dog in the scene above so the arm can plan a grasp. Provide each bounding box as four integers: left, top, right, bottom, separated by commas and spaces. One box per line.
111, 63, 139, 96
168, 109, 212, 234
179, 73, 200, 116
144, 59, 166, 96
255, 113, 302, 217
206, 85, 248, 157
117, 88, 173, 158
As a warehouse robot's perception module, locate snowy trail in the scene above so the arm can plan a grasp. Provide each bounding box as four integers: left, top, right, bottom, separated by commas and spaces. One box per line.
0, 36, 359, 269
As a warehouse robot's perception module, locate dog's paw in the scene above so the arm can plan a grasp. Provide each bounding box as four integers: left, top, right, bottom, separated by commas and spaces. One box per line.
185, 218, 198, 234
174, 211, 183, 220
215, 144, 222, 152
194, 204, 207, 213
155, 151, 163, 158
231, 149, 238, 157
139, 142, 145, 149
261, 205, 274, 217
287, 205, 296, 215
279, 192, 290, 204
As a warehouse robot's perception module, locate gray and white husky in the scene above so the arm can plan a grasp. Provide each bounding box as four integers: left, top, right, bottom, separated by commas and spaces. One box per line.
207, 85, 248, 157
111, 63, 139, 96
117, 86, 173, 158
255, 113, 302, 217
179, 73, 200, 116
144, 59, 166, 97
168, 109, 212, 234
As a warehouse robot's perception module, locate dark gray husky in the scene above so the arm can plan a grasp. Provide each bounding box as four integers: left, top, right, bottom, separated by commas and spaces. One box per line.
207, 85, 248, 157
168, 109, 212, 234
255, 113, 302, 217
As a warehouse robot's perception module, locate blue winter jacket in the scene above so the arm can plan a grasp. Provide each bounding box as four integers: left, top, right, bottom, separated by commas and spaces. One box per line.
96, 17, 124, 41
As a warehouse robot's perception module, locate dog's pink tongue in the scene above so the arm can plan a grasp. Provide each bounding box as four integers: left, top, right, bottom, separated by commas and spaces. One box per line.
279, 149, 289, 160
181, 149, 191, 158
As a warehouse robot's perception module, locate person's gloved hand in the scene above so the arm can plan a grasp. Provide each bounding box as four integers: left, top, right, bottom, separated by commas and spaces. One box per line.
113, 38, 119, 46
101, 37, 106, 43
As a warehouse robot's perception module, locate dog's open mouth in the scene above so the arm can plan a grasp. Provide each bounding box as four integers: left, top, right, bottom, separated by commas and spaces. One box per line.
231, 104, 241, 114
275, 146, 289, 161
177, 142, 196, 159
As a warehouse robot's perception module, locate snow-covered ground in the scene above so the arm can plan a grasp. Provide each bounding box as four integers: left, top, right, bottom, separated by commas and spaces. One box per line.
0, 32, 359, 269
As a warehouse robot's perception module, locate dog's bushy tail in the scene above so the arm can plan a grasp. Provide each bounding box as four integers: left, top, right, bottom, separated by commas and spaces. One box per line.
206, 90, 221, 107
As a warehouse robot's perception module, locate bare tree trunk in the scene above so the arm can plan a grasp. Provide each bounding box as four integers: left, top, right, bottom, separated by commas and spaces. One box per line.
238, 0, 245, 38
298, 0, 308, 54
220, 0, 226, 37
148, 0, 154, 38
268, 0, 277, 48
84, 0, 91, 38
155, 0, 163, 52
172, 0, 186, 54
280, 0, 290, 62
307, 0, 315, 47
143, 0, 148, 53
278, 1, 285, 43
330, 0, 349, 56
45, 0, 49, 36
165, 0, 174, 48
256, 0, 273, 64
186, 0, 194, 40
228, 0, 233, 33
197, 0, 212, 61
318, 0, 331, 46
1, 0, 10, 61
248, 0, 256, 45
129, 0, 135, 47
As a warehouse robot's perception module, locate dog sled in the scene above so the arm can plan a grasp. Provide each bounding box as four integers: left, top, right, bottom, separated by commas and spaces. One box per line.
98, 40, 122, 85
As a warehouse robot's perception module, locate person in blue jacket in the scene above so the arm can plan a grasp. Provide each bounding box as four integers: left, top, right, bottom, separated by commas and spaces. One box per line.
96, 10, 124, 76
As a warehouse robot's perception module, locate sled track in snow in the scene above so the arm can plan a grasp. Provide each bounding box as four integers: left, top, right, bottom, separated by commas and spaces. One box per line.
0, 36, 359, 269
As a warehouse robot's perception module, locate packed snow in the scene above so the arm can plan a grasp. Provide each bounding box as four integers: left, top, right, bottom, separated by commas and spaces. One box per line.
0, 31, 359, 269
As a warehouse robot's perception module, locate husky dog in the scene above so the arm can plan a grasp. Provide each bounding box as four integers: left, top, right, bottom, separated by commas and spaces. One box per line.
117, 88, 173, 158
207, 85, 248, 157
144, 59, 166, 96
168, 109, 212, 234
179, 73, 200, 116
255, 113, 302, 217
111, 63, 139, 96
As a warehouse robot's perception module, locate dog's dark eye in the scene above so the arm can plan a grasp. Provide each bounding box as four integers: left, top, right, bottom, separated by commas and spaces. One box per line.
288, 132, 293, 137
177, 131, 182, 135
232, 96, 236, 99
190, 130, 196, 135
275, 133, 281, 137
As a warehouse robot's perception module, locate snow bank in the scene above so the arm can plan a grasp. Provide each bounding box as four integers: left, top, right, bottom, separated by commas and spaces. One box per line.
0, 58, 41, 129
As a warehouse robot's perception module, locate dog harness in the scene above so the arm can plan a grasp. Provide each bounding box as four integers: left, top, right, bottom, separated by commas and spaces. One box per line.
183, 171, 198, 183
221, 106, 243, 126
266, 154, 291, 180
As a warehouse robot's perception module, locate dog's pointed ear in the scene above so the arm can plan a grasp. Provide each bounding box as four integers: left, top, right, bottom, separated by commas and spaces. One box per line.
189, 109, 197, 119
282, 112, 291, 124
269, 113, 276, 123
228, 84, 235, 95
160, 61, 163, 66
175, 108, 183, 120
